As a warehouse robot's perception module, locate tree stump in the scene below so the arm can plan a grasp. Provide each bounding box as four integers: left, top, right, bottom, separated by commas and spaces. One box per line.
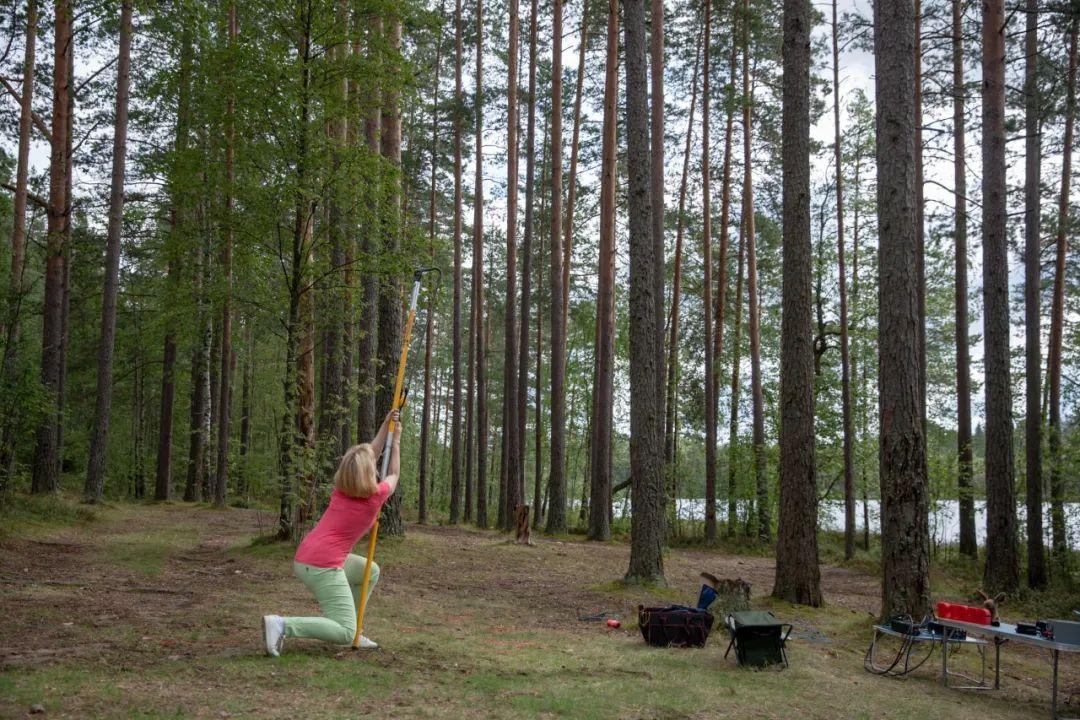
515, 505, 532, 545
700, 572, 751, 614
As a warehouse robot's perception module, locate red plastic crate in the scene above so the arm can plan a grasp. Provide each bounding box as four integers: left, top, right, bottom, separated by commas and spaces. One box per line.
936, 601, 990, 624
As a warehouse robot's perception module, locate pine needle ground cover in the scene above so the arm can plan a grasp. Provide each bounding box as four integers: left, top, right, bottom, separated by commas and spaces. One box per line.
1, 501, 1074, 719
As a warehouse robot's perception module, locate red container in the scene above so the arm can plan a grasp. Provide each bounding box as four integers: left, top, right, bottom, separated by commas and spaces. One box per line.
935, 602, 990, 624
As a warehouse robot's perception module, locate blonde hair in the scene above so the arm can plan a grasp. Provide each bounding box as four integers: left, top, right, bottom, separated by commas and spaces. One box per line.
334, 444, 379, 498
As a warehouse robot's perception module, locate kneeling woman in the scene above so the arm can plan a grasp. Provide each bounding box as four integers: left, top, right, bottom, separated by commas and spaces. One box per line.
262, 409, 401, 655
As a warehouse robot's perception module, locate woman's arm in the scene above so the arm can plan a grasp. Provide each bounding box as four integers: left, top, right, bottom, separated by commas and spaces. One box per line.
370, 409, 397, 457
382, 432, 402, 495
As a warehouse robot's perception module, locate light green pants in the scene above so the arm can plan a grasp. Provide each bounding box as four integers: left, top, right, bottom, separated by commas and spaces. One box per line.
284, 554, 380, 645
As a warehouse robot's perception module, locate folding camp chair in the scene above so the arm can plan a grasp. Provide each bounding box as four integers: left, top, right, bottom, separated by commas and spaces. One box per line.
724, 611, 793, 668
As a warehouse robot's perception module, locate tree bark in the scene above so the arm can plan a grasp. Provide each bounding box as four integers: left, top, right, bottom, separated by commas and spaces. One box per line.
546, 0, 568, 534
955, 0, 977, 560
742, 0, 767, 542
665, 26, 701, 539
213, 3, 238, 509
472, 0, 488, 530
875, 0, 931, 618
701, 0, 716, 544
30, 0, 71, 494
624, 0, 665, 584
773, 0, 821, 606
155, 17, 194, 502
1022, 0, 1046, 583
449, 0, 465, 525
356, 18, 382, 446
185, 225, 212, 503
1048, 17, 1077, 575
832, 0, 855, 562
533, 118, 549, 531
84, 0, 134, 503
420, 15, 444, 525
501, 0, 520, 531
378, 12, 405, 536
562, 0, 590, 321
0, 0, 38, 490
914, 0, 927, 443
725, 31, 743, 538
237, 323, 253, 503
588, 0, 618, 543
981, 0, 1019, 594
518, 0, 540, 528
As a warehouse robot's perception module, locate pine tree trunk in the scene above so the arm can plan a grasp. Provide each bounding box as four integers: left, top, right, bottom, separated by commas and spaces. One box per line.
624, 0, 665, 584
449, 0, 465, 525
831, 0, 855, 562
420, 17, 444, 525
665, 27, 701, 539
155, 19, 194, 502
0, 0, 37, 490
588, 0, 618, 542
378, 13, 405, 537
279, 11, 316, 539
30, 0, 71, 495
533, 118, 549, 532
954, 0, 977, 560
356, 18, 382, 445
185, 230, 212, 503
727, 209, 746, 537
1022, 0, 1046, 583
518, 0, 540, 527
742, 0, 767, 542
238, 323, 253, 503
1048, 17, 1077, 575
773, 0, 821, 606
53, 40, 74, 476
473, 0, 488, 530
875, 0, 931, 618
852, 124, 869, 552
499, 0, 520, 530
84, 0, 134, 503
914, 0, 927, 442
981, 0, 1019, 594
213, 3, 238, 509
725, 32, 743, 538
546, 0, 568, 534
701, 0, 716, 544
562, 0, 589, 321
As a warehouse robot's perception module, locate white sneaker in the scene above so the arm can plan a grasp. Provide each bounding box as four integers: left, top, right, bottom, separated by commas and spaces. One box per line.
357, 635, 378, 649
262, 615, 285, 657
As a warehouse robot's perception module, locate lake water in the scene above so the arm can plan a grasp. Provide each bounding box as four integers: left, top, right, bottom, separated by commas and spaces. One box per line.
609, 497, 1080, 550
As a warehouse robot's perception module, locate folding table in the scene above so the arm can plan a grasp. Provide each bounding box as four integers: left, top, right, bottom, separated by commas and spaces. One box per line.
936, 618, 1080, 719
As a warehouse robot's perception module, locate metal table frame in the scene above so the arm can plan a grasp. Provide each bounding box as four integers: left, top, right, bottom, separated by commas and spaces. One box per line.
868, 624, 987, 686
937, 618, 1080, 719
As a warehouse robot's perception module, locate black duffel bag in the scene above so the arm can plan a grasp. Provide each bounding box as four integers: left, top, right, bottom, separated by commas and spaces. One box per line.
638, 604, 714, 648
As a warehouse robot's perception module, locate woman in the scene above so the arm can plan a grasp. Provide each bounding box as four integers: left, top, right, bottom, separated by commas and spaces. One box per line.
262, 409, 401, 655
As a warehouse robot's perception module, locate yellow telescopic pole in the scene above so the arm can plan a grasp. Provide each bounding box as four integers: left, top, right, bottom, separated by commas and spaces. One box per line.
352, 271, 426, 649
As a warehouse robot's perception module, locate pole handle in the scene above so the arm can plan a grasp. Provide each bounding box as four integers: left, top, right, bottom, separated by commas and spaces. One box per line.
352, 520, 380, 648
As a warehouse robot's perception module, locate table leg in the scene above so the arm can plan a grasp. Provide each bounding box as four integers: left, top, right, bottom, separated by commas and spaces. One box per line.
994, 639, 1001, 690
942, 627, 949, 686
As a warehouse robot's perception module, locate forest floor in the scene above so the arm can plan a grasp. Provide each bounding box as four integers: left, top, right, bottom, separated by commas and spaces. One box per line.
1, 499, 1077, 719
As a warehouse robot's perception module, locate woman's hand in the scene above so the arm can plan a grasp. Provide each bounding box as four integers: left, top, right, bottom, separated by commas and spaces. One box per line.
387, 409, 400, 426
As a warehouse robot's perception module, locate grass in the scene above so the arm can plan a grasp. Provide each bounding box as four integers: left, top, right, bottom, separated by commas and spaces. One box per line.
1, 496, 1077, 719
0, 492, 97, 540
